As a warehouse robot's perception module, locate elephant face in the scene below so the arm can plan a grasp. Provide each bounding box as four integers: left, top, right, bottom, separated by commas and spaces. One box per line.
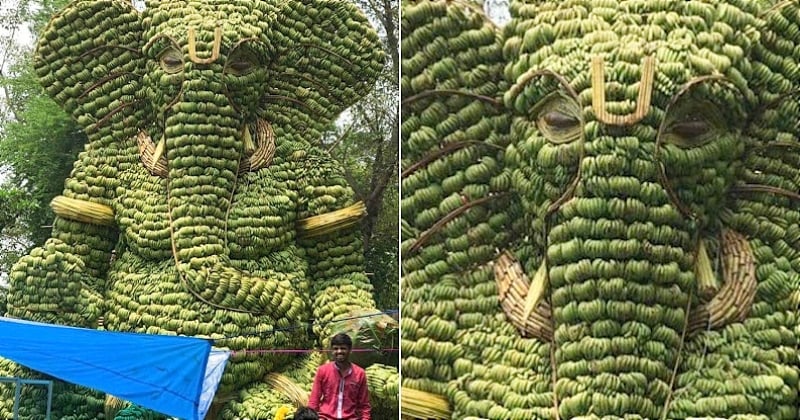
141, 2, 272, 130
504, 2, 756, 231
498, 2, 765, 417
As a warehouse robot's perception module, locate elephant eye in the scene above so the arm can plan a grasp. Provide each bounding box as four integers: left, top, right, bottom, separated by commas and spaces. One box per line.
663, 101, 723, 148
159, 49, 183, 74
225, 48, 258, 76
542, 111, 580, 129
226, 60, 255, 75
671, 119, 711, 138
534, 92, 583, 144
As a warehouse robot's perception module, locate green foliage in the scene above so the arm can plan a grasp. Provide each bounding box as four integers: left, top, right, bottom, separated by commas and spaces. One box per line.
0, 57, 87, 246
365, 224, 398, 311
0, 185, 38, 278
0, 284, 6, 315
1, 0, 87, 277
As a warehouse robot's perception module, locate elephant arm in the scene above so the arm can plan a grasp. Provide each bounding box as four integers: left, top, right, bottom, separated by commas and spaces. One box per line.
7, 147, 119, 327
296, 154, 388, 345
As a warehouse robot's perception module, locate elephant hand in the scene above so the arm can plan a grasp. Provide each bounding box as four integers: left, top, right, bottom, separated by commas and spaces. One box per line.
8, 239, 103, 327
179, 258, 305, 321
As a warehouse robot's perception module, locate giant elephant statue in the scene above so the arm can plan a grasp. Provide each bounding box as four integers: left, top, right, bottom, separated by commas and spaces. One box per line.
402, 0, 800, 418
0, 0, 397, 418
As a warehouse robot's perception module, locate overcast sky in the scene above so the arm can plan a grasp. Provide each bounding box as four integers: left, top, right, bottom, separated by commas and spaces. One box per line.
1, 0, 34, 129
485, 0, 510, 26
0, 0, 34, 69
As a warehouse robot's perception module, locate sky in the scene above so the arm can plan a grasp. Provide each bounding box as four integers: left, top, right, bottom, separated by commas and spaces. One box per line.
0, 0, 34, 71
0, 0, 34, 130
484, 0, 510, 26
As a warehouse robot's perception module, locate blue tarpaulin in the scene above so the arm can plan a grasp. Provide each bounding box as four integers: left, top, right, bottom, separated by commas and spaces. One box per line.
0, 316, 230, 420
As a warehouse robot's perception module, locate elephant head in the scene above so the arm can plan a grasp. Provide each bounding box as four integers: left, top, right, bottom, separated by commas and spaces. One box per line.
34, 0, 384, 316
499, 2, 758, 417
402, 0, 800, 418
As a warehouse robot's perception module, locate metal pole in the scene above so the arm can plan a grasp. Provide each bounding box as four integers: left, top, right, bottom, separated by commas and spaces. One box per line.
45, 381, 52, 420
12, 378, 20, 420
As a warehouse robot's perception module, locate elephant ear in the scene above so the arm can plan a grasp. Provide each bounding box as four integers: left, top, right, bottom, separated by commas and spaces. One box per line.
34, 0, 145, 137
262, 0, 384, 132
400, 0, 535, 416
737, 2, 800, 199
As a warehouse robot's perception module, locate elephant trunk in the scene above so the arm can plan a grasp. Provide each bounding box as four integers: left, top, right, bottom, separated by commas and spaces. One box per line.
166, 91, 240, 263
162, 90, 301, 318
547, 138, 695, 418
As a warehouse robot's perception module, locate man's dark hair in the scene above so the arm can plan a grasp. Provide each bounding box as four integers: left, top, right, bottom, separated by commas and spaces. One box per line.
330, 333, 352, 349
292, 406, 319, 420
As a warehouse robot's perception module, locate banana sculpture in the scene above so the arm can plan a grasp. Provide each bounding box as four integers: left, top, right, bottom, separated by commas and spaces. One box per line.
402, 0, 800, 418
0, 0, 397, 418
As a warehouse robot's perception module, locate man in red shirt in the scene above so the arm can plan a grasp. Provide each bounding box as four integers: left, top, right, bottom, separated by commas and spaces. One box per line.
309, 334, 371, 420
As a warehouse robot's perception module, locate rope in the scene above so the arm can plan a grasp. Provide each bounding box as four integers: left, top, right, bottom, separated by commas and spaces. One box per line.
230, 348, 399, 356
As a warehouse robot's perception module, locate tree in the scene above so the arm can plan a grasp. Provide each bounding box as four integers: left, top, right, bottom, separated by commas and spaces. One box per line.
0, 0, 84, 279
326, 0, 399, 310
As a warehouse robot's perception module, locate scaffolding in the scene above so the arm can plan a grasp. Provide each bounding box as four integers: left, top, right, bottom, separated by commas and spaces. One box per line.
0, 377, 53, 420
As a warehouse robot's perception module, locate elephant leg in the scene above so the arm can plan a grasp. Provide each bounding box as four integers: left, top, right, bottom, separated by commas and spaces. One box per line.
446, 320, 555, 420
218, 380, 296, 420
667, 320, 798, 419
113, 405, 168, 420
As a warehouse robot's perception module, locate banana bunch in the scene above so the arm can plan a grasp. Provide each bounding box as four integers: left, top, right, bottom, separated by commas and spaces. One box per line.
113, 405, 168, 420
220, 382, 293, 420
445, 321, 554, 419
366, 363, 400, 403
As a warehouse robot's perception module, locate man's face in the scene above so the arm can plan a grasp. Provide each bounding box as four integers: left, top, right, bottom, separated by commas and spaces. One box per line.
332, 344, 351, 364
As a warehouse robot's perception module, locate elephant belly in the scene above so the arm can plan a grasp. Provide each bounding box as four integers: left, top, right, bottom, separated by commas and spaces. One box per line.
226, 170, 300, 260
104, 252, 313, 392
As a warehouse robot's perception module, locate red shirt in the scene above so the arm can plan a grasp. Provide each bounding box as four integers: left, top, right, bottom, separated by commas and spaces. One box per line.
308, 361, 371, 420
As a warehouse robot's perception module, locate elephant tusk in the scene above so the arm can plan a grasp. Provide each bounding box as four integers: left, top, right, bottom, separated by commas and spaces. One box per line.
242, 124, 256, 155
694, 237, 719, 301
139, 119, 276, 178
523, 259, 549, 321
494, 250, 553, 342
137, 131, 168, 177
152, 135, 166, 165
687, 229, 756, 335
237, 118, 276, 175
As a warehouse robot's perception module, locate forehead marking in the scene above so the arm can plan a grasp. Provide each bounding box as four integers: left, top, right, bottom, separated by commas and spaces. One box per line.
591, 55, 655, 126
187, 27, 222, 64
